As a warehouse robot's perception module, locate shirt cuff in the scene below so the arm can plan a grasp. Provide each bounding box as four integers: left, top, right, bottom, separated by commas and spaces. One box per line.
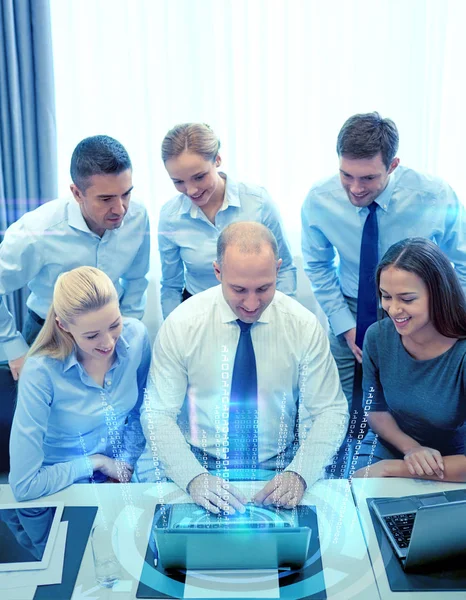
0, 335, 29, 362
284, 463, 323, 490
177, 465, 209, 494
329, 307, 356, 337
72, 456, 94, 482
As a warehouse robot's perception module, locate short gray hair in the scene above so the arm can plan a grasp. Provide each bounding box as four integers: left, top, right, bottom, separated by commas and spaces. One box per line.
216, 222, 279, 267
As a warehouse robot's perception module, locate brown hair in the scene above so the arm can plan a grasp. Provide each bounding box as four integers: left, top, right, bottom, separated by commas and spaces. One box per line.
337, 112, 399, 169
376, 238, 466, 338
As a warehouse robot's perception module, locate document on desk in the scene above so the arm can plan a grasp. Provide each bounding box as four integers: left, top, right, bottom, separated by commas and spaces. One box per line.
184, 569, 279, 598
0, 521, 68, 590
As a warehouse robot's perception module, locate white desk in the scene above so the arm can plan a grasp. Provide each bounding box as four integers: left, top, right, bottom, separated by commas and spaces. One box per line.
352, 477, 466, 600
0, 479, 379, 600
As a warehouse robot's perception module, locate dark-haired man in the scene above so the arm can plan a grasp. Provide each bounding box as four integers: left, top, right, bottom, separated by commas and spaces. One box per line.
301, 112, 466, 409
142, 222, 348, 513
0, 135, 150, 379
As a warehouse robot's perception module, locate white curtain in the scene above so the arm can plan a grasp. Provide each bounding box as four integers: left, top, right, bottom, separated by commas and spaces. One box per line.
50, 0, 466, 333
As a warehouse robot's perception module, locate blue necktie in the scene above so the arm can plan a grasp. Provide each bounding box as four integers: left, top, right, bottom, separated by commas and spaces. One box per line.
356, 202, 379, 348
228, 320, 258, 471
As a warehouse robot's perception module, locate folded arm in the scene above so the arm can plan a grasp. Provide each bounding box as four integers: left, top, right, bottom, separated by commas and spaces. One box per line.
357, 455, 466, 482
9, 361, 93, 501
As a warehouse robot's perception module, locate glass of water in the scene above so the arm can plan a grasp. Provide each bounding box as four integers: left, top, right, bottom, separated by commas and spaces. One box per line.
91, 523, 122, 588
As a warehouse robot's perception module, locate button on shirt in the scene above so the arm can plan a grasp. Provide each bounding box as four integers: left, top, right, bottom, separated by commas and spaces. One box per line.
301, 166, 466, 336
141, 285, 349, 492
0, 198, 150, 361
158, 174, 297, 318
9, 319, 151, 501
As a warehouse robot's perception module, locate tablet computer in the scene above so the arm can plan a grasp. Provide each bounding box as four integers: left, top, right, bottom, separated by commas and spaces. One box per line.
0, 502, 64, 571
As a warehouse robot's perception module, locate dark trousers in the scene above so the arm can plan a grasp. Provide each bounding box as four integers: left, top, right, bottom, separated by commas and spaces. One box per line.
22, 309, 45, 345
182, 288, 192, 302
0, 365, 16, 473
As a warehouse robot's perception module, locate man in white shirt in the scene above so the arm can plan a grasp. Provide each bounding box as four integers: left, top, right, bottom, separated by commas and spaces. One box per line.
0, 135, 150, 379
142, 222, 348, 513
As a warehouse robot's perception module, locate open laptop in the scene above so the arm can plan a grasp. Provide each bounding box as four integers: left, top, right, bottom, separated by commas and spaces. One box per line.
370, 489, 466, 571
152, 502, 313, 570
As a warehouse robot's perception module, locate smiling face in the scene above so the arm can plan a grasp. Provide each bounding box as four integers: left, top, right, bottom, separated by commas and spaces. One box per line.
164, 151, 224, 209
379, 266, 437, 341
70, 169, 133, 237
213, 245, 282, 323
58, 302, 123, 364
339, 152, 399, 207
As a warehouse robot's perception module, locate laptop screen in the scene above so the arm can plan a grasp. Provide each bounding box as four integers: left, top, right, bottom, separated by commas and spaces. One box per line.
168, 503, 298, 529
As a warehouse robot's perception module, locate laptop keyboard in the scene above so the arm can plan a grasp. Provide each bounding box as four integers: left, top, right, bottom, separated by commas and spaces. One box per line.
383, 512, 416, 548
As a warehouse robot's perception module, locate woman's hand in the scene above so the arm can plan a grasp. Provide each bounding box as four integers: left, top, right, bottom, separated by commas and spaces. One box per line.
90, 454, 133, 482
404, 446, 444, 479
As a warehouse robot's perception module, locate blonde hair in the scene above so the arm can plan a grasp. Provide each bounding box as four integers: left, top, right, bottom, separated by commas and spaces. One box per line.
161, 123, 220, 163
29, 267, 119, 361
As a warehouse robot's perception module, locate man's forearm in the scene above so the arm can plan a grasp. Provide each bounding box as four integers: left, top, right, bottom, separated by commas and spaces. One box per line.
288, 407, 349, 488
143, 411, 207, 491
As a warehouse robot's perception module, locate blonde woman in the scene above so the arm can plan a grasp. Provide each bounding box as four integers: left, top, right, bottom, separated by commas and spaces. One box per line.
159, 123, 297, 318
9, 267, 151, 501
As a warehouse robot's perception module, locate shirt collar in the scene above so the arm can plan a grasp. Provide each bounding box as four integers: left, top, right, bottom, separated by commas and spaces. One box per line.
67, 198, 124, 239
177, 172, 240, 218
216, 285, 273, 325
62, 331, 130, 373
68, 198, 96, 234
355, 171, 396, 214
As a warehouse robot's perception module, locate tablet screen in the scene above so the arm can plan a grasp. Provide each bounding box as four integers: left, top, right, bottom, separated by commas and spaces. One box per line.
0, 503, 64, 571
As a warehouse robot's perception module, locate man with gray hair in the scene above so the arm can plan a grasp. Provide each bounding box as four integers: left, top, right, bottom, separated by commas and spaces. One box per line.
142, 221, 348, 513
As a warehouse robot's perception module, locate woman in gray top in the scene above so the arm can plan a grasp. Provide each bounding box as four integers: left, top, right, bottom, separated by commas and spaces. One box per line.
353, 238, 466, 482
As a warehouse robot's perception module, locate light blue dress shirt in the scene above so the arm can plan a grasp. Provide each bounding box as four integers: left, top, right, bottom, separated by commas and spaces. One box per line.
301, 166, 466, 337
0, 198, 150, 362
9, 319, 151, 501
158, 173, 297, 318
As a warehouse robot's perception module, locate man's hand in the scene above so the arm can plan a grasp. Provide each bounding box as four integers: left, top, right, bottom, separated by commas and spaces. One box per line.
343, 328, 362, 364
187, 473, 247, 515
8, 354, 26, 381
253, 471, 306, 508
404, 446, 444, 479
91, 454, 133, 482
